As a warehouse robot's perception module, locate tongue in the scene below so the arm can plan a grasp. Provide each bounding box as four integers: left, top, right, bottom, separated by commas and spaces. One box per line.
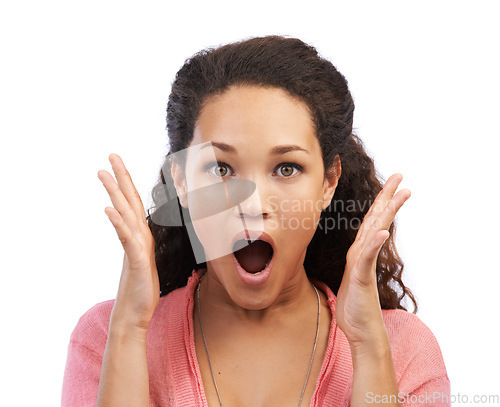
233, 240, 273, 273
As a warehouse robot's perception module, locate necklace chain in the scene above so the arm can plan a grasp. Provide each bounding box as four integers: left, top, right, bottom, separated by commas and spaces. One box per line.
196, 273, 321, 407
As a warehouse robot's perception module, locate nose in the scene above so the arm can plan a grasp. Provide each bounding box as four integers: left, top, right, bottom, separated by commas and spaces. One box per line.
233, 178, 272, 219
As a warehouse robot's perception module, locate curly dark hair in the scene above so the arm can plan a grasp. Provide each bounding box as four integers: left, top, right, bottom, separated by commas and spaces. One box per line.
146, 35, 418, 313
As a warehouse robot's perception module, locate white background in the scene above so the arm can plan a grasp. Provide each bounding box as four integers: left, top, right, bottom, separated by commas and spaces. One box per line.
1, 1, 499, 405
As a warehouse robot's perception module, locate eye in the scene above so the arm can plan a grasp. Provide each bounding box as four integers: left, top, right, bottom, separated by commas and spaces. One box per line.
275, 163, 303, 178
205, 161, 234, 177
204, 161, 303, 178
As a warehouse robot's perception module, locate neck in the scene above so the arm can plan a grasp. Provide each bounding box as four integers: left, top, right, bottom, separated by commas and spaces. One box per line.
197, 262, 318, 326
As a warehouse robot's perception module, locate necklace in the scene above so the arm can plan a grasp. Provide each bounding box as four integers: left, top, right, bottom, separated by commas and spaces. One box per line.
196, 273, 321, 407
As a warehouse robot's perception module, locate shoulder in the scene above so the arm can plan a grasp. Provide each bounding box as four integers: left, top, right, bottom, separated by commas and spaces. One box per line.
381, 309, 450, 392
69, 284, 191, 351
68, 299, 116, 354
381, 308, 443, 357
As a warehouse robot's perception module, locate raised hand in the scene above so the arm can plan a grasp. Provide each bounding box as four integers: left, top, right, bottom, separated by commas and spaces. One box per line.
335, 173, 411, 350
97, 153, 159, 332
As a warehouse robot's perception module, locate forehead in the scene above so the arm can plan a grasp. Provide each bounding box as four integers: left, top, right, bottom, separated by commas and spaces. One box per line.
193, 85, 317, 149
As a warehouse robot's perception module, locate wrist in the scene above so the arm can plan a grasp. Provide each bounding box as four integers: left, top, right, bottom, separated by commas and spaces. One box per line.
109, 300, 153, 332
349, 324, 392, 361
108, 317, 149, 344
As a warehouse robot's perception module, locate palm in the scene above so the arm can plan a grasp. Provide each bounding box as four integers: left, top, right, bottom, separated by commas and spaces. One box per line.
98, 153, 160, 330
334, 173, 411, 345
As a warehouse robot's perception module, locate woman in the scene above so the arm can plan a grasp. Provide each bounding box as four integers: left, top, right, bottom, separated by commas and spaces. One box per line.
62, 35, 450, 406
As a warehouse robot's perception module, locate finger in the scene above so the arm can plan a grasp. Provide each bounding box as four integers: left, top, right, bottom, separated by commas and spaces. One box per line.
356, 230, 390, 283
355, 173, 404, 244
98, 169, 143, 235
361, 188, 411, 251
109, 154, 148, 226
356, 173, 402, 238
104, 206, 144, 262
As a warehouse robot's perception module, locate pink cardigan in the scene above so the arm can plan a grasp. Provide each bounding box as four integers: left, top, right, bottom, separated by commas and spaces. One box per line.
62, 269, 450, 406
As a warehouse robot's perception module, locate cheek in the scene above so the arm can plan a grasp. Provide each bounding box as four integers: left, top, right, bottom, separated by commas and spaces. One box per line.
188, 191, 265, 263
185, 179, 235, 261
270, 192, 324, 236
190, 213, 233, 262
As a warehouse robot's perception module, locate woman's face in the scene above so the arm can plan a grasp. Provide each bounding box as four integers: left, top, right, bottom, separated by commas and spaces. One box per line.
174, 84, 340, 310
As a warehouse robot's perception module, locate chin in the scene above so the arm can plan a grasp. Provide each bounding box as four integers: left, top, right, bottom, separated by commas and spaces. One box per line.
234, 297, 273, 311
226, 285, 276, 310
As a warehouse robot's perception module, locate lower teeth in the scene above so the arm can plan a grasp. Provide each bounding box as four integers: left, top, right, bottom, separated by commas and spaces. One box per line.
248, 259, 271, 275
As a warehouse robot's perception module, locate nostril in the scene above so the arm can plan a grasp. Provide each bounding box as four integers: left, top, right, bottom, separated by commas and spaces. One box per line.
235, 195, 267, 218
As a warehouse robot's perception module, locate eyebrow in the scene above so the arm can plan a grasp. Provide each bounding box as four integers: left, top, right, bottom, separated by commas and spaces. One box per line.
201, 142, 310, 155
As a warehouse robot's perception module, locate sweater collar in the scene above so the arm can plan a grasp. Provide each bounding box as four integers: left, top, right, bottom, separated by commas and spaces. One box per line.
181, 268, 351, 406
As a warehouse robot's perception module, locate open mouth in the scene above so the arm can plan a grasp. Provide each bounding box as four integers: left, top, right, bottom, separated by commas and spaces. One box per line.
232, 239, 274, 274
